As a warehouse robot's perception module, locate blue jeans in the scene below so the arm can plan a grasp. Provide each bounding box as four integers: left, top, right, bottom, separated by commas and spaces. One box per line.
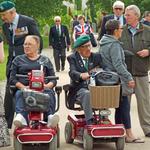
115, 96, 131, 129
15, 89, 56, 122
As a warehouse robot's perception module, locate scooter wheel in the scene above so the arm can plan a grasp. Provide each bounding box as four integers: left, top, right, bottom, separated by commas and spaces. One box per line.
83, 129, 93, 150
115, 137, 125, 150
65, 122, 74, 143
48, 134, 57, 150
14, 137, 23, 150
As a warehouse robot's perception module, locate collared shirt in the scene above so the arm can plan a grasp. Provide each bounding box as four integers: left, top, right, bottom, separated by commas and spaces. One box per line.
55, 25, 61, 36
11, 13, 19, 31
80, 55, 88, 66
127, 23, 140, 48
114, 15, 124, 26
128, 23, 140, 36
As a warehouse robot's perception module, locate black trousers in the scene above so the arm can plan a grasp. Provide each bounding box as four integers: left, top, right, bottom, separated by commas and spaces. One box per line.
115, 96, 131, 129
4, 58, 15, 129
53, 48, 66, 71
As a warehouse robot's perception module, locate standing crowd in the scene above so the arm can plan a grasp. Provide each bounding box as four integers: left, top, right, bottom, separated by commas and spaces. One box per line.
0, 0, 149, 148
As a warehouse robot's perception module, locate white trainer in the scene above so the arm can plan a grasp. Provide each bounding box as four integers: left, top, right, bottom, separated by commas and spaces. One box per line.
47, 114, 59, 128
13, 113, 27, 127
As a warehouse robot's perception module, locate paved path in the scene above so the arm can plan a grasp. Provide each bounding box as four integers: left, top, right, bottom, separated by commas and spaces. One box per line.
0, 48, 150, 150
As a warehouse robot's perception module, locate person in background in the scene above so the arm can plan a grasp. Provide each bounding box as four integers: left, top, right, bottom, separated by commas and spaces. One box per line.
0, 36, 4, 63
0, 0, 43, 128
67, 35, 102, 125
9, 35, 59, 128
141, 11, 150, 26
120, 5, 150, 138
98, 0, 126, 40
73, 15, 92, 42
49, 16, 70, 72
0, 35, 10, 147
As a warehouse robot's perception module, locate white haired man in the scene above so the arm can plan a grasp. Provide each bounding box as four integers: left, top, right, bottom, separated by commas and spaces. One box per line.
49, 16, 70, 72
98, 0, 126, 40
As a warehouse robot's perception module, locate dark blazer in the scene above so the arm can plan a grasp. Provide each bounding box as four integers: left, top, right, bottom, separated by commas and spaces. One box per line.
98, 14, 126, 40
3, 14, 43, 58
49, 25, 70, 50
67, 51, 102, 108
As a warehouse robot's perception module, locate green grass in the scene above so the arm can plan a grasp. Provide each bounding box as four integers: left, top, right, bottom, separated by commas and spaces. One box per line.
0, 44, 8, 81
42, 36, 49, 49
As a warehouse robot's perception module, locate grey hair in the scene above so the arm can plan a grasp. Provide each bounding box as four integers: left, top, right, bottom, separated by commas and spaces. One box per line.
54, 16, 61, 22
25, 35, 40, 51
113, 1, 125, 9
125, 5, 141, 18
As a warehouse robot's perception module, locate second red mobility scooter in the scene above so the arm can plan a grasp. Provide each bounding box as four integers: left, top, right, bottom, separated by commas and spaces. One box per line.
63, 71, 125, 150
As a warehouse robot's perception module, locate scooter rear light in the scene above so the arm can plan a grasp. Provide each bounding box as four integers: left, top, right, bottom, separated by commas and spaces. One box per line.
17, 133, 53, 144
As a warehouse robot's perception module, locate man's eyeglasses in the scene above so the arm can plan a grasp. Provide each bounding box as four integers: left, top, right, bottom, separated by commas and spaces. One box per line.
80, 44, 91, 48
115, 8, 123, 11
55, 20, 60, 22
23, 43, 34, 47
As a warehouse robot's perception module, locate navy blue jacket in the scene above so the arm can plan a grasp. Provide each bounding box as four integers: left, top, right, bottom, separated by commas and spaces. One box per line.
67, 51, 102, 108
49, 25, 70, 49
98, 14, 126, 40
3, 14, 43, 58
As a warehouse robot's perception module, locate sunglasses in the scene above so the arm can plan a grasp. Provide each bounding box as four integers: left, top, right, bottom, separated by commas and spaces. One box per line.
115, 8, 123, 10
55, 20, 60, 22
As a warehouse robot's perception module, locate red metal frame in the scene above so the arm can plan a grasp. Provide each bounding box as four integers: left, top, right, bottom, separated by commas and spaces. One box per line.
14, 70, 58, 146
67, 113, 125, 141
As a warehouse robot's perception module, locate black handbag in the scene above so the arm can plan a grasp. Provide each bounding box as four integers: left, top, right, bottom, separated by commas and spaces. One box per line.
89, 33, 97, 47
95, 70, 120, 86
23, 89, 50, 112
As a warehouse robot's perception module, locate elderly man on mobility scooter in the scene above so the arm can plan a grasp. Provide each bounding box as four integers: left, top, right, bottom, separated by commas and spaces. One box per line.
9, 35, 60, 149
64, 35, 126, 150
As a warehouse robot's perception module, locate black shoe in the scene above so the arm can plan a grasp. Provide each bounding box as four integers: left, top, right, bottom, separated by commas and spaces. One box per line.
145, 133, 150, 137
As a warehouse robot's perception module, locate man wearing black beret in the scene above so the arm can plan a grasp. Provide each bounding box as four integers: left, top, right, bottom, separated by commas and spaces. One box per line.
67, 35, 103, 124
0, 1, 43, 128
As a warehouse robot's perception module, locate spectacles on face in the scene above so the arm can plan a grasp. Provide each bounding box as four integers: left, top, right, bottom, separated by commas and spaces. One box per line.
80, 44, 91, 49
115, 8, 123, 11
23, 43, 34, 47
55, 20, 60, 22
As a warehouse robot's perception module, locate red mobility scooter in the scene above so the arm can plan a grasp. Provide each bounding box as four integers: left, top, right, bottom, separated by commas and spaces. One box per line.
63, 71, 125, 150
13, 69, 62, 150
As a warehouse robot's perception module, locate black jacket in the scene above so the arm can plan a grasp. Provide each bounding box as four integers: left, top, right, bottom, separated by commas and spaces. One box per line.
3, 14, 43, 58
49, 25, 70, 49
67, 51, 103, 108
98, 14, 126, 40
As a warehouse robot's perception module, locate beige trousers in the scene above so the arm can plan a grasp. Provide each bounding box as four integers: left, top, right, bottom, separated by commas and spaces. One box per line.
133, 76, 150, 135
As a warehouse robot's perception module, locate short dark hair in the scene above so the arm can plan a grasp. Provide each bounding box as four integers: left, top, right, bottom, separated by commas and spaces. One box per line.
105, 19, 120, 35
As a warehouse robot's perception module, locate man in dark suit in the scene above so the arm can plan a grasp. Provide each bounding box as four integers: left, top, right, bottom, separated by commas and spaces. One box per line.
98, 0, 126, 40
67, 35, 103, 124
49, 16, 70, 72
0, 1, 43, 128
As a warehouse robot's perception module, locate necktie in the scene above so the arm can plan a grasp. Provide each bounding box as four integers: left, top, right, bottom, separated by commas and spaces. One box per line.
81, 25, 84, 33
83, 58, 88, 70
9, 23, 14, 43
117, 16, 120, 21
56, 26, 60, 36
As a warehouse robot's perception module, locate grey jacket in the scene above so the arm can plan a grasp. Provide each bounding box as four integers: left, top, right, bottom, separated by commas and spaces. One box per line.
99, 35, 133, 83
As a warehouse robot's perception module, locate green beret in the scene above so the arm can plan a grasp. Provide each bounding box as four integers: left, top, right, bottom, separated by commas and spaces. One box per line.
0, 1, 15, 13
73, 35, 90, 49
